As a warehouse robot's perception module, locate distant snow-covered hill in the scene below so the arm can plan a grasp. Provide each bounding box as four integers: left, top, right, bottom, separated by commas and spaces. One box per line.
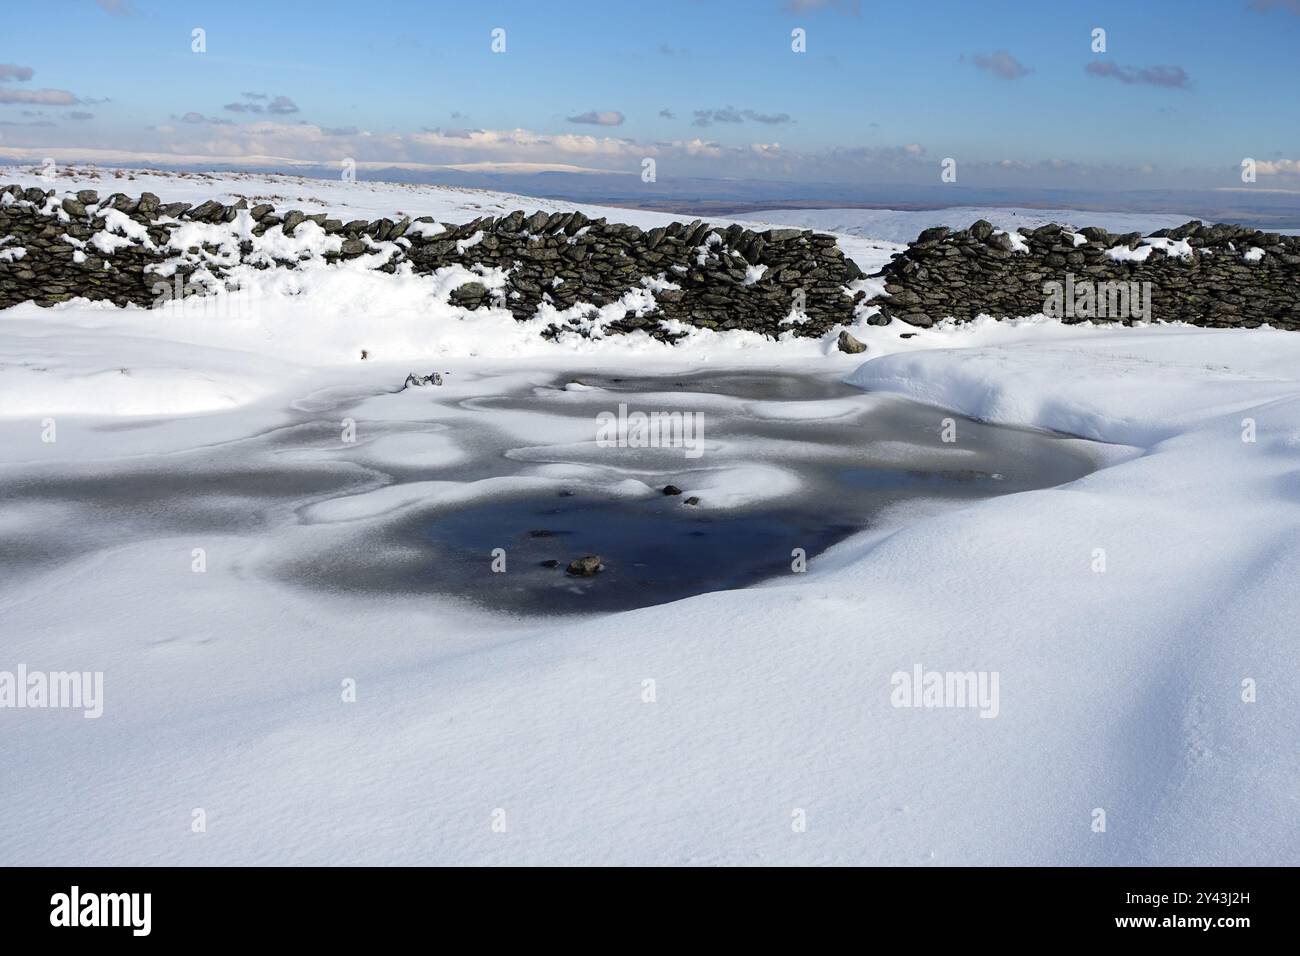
744, 206, 1196, 245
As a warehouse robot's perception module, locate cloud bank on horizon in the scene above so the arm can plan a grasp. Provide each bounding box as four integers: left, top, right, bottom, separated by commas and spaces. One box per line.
0, 0, 1298, 193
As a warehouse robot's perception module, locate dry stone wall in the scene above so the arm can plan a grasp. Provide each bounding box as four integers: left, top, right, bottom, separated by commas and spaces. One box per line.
868, 219, 1300, 330
0, 184, 865, 342
4, 184, 1299, 338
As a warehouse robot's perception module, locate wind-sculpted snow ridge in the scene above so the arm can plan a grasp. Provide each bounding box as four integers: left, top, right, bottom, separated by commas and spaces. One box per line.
0, 183, 870, 343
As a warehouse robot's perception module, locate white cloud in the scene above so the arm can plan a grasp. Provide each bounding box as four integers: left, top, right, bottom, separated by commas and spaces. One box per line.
692, 107, 793, 128
566, 111, 625, 127
0, 88, 79, 105
970, 51, 1031, 80
3, 113, 1170, 188
1256, 159, 1300, 176
0, 63, 36, 83
784, 0, 860, 13
223, 94, 300, 115
94, 0, 135, 15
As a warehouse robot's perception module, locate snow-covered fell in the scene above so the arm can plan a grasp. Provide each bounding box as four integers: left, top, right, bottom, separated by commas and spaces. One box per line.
1, 168, 1295, 866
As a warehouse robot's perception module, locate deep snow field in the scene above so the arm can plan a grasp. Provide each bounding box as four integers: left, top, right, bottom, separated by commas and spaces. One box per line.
0, 167, 1296, 865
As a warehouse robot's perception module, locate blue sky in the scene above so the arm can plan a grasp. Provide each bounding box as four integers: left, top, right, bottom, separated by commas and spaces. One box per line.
2, 0, 1299, 190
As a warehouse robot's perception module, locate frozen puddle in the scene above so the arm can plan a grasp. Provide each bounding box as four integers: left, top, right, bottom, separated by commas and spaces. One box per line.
418, 495, 862, 614
279, 370, 1104, 614
0, 368, 1105, 617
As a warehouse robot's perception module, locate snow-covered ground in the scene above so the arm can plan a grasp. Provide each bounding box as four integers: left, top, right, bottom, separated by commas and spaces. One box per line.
1, 169, 1296, 865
